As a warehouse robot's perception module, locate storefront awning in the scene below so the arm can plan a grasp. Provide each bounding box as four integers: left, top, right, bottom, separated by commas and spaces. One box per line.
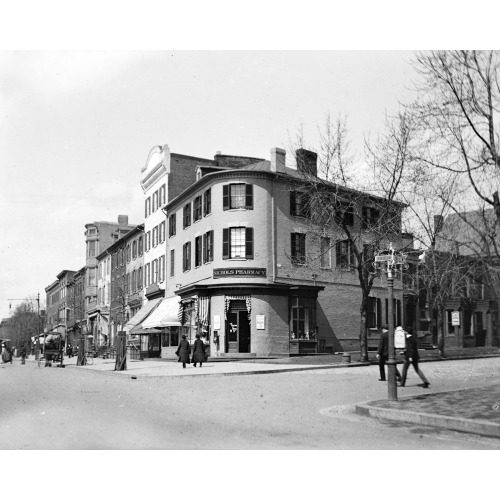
123, 298, 162, 332
141, 295, 182, 328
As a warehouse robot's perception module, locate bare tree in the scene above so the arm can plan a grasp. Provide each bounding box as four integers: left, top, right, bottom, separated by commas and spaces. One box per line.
289, 115, 407, 361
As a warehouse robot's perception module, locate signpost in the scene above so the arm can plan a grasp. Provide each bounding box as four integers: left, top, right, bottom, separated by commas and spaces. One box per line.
373, 243, 408, 401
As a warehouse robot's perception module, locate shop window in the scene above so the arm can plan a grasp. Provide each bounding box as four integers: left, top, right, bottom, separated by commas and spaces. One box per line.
169, 213, 176, 237
204, 188, 211, 216
183, 242, 192, 272
223, 227, 253, 259
290, 297, 317, 340
162, 326, 179, 347
223, 183, 253, 210
193, 195, 202, 222
204, 230, 214, 263
290, 191, 310, 218
183, 203, 191, 228
291, 233, 306, 265
320, 237, 331, 268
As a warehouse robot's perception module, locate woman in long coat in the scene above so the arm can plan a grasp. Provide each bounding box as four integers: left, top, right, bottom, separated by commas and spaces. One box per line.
175, 334, 191, 368
191, 333, 206, 368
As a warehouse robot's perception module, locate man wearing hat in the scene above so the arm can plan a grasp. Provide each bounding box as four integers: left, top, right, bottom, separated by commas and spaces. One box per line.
399, 326, 430, 388
175, 334, 191, 368
376, 324, 401, 382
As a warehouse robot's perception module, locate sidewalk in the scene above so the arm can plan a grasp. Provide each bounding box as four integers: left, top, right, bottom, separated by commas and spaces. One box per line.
356, 384, 500, 439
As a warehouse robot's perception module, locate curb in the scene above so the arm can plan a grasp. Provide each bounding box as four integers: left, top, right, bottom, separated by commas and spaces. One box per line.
355, 390, 500, 439
60, 361, 371, 379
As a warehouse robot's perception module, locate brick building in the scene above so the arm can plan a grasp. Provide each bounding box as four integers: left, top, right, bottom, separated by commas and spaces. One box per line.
141, 147, 406, 358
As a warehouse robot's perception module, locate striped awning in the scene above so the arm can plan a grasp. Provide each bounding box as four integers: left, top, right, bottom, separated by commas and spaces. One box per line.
142, 295, 182, 328
224, 295, 251, 320
123, 298, 162, 332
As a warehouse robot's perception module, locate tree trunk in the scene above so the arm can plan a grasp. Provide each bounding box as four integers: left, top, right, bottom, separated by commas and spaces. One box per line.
359, 295, 368, 362
436, 306, 445, 357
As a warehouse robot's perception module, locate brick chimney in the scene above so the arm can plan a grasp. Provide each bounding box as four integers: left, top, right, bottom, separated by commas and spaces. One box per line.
270, 147, 286, 173
118, 215, 129, 226
296, 148, 317, 177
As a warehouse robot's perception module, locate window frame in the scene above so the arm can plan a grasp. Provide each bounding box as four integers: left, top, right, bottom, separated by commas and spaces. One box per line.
222, 227, 254, 260
291, 232, 306, 265
223, 183, 253, 210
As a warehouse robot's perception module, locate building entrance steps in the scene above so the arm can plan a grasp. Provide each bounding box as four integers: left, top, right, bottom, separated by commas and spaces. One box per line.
356, 383, 500, 439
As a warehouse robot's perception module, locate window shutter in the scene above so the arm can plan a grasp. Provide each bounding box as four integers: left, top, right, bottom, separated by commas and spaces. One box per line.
245, 184, 253, 209
377, 298, 382, 329
245, 227, 254, 259
291, 233, 297, 260
223, 185, 229, 210
203, 233, 207, 264
290, 191, 296, 215
222, 228, 229, 259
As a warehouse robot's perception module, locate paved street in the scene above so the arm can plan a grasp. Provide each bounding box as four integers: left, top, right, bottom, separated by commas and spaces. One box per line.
1, 356, 499, 449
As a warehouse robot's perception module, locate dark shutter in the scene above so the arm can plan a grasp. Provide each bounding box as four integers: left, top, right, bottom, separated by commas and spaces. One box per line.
290, 191, 296, 215
203, 233, 207, 264
377, 298, 382, 329
245, 184, 253, 209
187, 242, 191, 271
245, 227, 254, 259
222, 228, 229, 259
291, 233, 297, 261
209, 230, 214, 261
223, 185, 229, 210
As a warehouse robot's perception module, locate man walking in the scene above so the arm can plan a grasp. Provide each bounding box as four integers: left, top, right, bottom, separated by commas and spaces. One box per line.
376, 324, 401, 382
399, 326, 430, 388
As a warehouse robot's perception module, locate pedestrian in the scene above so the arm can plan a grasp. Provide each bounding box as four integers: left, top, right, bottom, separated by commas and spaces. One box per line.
20, 343, 27, 365
376, 324, 401, 382
67, 343, 73, 358
192, 333, 206, 368
399, 326, 430, 388
175, 334, 191, 368
1, 343, 6, 364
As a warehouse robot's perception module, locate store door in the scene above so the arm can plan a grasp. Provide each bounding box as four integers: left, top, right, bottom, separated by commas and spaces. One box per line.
148, 332, 161, 358
227, 301, 250, 353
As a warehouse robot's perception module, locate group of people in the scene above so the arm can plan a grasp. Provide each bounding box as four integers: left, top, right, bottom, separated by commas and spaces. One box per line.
175, 333, 207, 368
377, 324, 430, 388
1, 343, 27, 364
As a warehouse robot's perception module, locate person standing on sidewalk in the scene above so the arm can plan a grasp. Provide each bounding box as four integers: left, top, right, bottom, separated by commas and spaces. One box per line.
376, 324, 401, 382
192, 333, 206, 368
176, 334, 191, 368
20, 343, 27, 364
399, 326, 430, 388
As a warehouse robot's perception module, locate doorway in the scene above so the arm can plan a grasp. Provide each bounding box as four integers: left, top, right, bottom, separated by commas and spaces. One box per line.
226, 301, 250, 353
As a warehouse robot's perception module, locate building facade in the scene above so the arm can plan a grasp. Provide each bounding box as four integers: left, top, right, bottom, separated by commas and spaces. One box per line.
158, 147, 405, 358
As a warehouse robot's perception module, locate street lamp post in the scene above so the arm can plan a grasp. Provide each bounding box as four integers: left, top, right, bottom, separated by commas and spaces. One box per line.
374, 243, 408, 402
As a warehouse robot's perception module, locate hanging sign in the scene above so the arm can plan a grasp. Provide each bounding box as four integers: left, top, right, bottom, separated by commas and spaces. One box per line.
256, 315, 265, 330
213, 315, 221, 330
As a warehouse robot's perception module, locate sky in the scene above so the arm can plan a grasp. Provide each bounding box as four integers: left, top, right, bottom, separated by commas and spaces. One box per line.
0, 50, 421, 319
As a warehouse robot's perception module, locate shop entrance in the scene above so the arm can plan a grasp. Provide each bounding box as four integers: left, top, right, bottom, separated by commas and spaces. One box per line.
148, 331, 161, 358
227, 301, 250, 353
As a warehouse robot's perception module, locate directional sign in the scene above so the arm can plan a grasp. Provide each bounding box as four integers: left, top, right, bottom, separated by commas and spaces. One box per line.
375, 255, 393, 263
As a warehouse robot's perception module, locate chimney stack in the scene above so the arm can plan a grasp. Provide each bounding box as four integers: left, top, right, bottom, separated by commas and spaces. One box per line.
118, 215, 129, 226
270, 147, 286, 173
296, 148, 318, 177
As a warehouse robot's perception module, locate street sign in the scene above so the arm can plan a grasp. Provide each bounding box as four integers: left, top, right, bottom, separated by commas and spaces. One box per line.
375, 254, 393, 263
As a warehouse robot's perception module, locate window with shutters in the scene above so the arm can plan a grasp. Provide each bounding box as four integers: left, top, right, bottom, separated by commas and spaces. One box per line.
183, 203, 191, 228
203, 230, 214, 263
170, 250, 175, 277
204, 188, 211, 216
290, 191, 310, 218
222, 227, 254, 259
291, 233, 306, 265
195, 235, 202, 267
169, 213, 176, 237
336, 240, 354, 269
223, 183, 253, 210
193, 195, 202, 222
183, 242, 192, 272
367, 296, 382, 328
320, 237, 331, 269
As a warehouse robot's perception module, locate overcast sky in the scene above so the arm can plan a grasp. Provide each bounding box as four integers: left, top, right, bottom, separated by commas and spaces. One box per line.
0, 50, 421, 318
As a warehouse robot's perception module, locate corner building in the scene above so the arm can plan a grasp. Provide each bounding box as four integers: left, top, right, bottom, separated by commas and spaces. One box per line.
163, 147, 404, 358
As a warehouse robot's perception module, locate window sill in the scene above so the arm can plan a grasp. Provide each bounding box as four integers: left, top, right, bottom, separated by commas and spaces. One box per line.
224, 208, 251, 212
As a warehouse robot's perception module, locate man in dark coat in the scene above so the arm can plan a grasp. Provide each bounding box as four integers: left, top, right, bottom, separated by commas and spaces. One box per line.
376, 324, 401, 382
192, 333, 206, 368
20, 343, 27, 364
175, 334, 191, 368
399, 326, 430, 388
